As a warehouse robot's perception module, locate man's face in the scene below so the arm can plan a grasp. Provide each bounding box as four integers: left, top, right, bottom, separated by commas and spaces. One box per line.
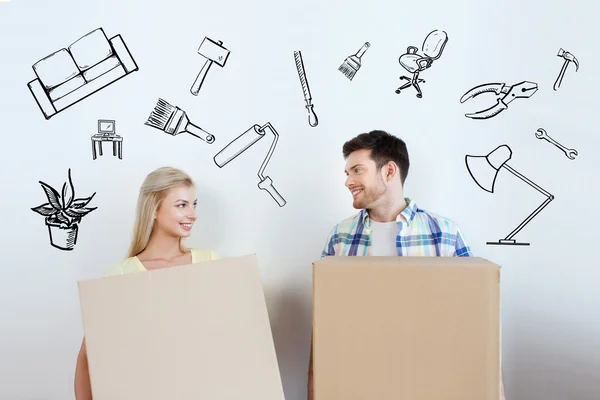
344, 149, 387, 209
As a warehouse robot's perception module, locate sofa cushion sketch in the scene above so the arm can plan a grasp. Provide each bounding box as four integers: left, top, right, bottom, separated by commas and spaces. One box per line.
27, 27, 139, 120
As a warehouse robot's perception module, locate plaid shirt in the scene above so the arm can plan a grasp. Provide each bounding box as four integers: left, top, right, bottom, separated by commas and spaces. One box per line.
322, 198, 472, 257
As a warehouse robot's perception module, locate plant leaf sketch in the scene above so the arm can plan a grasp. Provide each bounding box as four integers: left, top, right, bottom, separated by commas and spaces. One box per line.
190, 37, 230, 96
338, 42, 370, 81
459, 81, 538, 119
553, 48, 579, 91
395, 29, 448, 98
144, 98, 216, 144
535, 128, 577, 160
294, 50, 318, 127
31, 169, 97, 251
92, 119, 122, 160
27, 27, 139, 120
213, 122, 286, 207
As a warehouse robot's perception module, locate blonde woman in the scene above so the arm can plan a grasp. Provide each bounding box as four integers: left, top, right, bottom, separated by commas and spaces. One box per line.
74, 166, 220, 400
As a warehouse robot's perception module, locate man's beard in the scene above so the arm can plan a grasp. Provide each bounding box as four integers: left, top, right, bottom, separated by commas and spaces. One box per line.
352, 177, 387, 209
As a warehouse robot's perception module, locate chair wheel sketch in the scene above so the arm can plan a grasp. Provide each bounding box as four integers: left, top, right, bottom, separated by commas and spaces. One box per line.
395, 30, 448, 98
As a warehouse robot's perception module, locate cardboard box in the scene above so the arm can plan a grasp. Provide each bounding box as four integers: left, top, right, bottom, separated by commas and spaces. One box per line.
312, 256, 501, 400
78, 254, 285, 400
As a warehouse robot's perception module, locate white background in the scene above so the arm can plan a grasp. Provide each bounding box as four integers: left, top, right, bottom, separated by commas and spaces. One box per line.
1, 0, 599, 398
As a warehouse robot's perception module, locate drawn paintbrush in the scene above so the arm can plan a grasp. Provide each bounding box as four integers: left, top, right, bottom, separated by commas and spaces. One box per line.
338, 42, 370, 81
294, 50, 318, 127
144, 98, 215, 144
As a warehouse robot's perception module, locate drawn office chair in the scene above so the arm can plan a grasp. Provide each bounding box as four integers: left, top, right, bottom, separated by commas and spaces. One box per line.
395, 30, 448, 98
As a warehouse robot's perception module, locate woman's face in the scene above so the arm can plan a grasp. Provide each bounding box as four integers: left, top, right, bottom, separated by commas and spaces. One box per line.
154, 185, 198, 238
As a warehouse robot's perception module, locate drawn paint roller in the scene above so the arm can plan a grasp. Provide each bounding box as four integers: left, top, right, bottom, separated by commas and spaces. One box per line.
214, 122, 286, 207
190, 37, 230, 96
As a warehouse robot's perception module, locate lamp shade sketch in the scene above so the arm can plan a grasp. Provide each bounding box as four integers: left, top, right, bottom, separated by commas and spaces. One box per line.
465, 145, 554, 246
214, 122, 286, 207
27, 27, 139, 120
92, 119, 122, 160
30, 168, 97, 251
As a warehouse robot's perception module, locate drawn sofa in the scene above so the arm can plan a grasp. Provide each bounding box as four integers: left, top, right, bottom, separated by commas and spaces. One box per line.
27, 27, 139, 120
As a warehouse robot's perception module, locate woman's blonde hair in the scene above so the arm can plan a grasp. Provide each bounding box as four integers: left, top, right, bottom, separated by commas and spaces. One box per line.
127, 166, 195, 258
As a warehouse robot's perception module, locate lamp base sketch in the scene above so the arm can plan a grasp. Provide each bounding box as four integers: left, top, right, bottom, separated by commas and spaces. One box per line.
27, 27, 139, 120
486, 239, 531, 246
145, 98, 215, 144
190, 37, 230, 96
294, 51, 318, 127
395, 29, 448, 98
466, 144, 554, 246
554, 48, 579, 91
214, 122, 286, 207
459, 81, 538, 119
92, 119, 122, 160
535, 128, 577, 160
338, 42, 370, 81
31, 168, 97, 251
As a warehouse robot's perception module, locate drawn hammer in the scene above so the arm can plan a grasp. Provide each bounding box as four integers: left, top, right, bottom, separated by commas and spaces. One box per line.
190, 37, 230, 96
553, 48, 579, 91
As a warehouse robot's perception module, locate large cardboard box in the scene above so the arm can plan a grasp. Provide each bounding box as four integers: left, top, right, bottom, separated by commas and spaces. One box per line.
312, 256, 501, 400
78, 254, 285, 400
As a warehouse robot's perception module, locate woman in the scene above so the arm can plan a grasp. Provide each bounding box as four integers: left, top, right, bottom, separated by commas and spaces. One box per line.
74, 166, 220, 399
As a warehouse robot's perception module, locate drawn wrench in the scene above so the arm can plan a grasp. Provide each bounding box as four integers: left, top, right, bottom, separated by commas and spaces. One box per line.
535, 128, 577, 160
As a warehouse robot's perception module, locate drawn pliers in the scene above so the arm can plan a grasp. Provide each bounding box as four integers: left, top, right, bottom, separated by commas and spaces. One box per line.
459, 81, 538, 119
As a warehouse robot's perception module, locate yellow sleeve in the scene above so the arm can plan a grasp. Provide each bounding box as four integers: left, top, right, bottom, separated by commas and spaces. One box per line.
102, 263, 123, 277
191, 248, 222, 262
210, 250, 221, 260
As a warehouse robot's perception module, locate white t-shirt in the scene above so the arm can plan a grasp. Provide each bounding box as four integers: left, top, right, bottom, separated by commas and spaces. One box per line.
370, 220, 398, 256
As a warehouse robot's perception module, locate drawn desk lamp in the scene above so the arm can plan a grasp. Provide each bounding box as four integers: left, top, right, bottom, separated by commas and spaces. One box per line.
466, 144, 554, 246
213, 122, 286, 207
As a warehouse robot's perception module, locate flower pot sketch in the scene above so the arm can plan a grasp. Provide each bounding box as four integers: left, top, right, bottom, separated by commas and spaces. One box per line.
31, 168, 97, 251
46, 219, 79, 250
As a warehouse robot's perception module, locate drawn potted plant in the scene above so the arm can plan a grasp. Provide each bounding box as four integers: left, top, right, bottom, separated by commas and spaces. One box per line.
31, 168, 97, 251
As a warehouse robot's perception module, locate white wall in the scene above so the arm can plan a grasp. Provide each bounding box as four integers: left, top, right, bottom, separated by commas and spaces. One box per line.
1, 0, 599, 398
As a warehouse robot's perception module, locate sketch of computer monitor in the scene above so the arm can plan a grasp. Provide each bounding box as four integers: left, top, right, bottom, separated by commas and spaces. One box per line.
98, 119, 116, 136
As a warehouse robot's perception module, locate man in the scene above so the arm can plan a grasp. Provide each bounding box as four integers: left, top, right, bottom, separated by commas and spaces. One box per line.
307, 130, 505, 399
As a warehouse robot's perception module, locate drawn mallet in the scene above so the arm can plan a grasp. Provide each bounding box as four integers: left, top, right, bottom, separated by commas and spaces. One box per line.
190, 37, 230, 96
144, 98, 215, 144
338, 42, 370, 81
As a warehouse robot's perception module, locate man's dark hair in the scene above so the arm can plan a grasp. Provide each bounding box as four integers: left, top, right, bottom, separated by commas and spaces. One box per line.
342, 130, 410, 184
